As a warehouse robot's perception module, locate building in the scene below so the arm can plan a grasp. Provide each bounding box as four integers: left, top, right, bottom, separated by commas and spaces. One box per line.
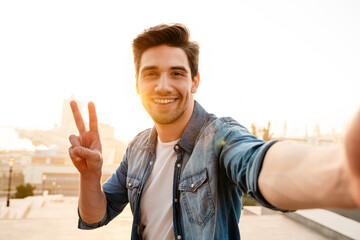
0, 96, 128, 196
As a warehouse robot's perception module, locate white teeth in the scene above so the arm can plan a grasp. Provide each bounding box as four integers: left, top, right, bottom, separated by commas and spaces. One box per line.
154, 99, 175, 104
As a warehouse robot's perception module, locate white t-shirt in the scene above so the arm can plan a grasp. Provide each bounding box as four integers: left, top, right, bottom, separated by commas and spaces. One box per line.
140, 137, 179, 240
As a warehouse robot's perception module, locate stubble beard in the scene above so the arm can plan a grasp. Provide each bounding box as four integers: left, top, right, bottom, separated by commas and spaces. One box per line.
147, 102, 187, 125
142, 95, 189, 125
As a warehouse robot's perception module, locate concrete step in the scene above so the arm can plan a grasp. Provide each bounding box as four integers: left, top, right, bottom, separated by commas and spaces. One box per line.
285, 209, 360, 240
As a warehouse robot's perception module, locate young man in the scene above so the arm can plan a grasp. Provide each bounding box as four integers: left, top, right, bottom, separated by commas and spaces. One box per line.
68, 24, 360, 240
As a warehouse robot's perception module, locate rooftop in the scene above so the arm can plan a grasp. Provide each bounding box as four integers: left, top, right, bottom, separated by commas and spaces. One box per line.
1, 196, 359, 240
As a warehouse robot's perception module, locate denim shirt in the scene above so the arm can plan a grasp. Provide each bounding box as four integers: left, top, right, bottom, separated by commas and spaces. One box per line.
78, 101, 282, 239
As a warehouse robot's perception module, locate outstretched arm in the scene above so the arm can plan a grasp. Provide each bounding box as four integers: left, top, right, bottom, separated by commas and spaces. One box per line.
68, 101, 106, 224
258, 110, 360, 210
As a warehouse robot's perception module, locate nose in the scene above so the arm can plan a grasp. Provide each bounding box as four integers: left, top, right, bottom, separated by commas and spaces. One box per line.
154, 73, 172, 94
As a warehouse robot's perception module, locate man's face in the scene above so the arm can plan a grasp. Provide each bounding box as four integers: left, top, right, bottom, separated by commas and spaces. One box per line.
137, 45, 199, 125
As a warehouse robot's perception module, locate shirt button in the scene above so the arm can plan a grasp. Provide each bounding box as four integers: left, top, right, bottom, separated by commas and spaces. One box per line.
191, 183, 194, 188
177, 163, 181, 168
175, 145, 179, 150
149, 161, 153, 165
174, 198, 178, 203
177, 235, 181, 240
138, 190, 141, 195
128, 183, 132, 187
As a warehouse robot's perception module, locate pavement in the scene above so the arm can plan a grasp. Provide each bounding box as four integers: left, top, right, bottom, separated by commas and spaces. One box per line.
0, 196, 132, 240
0, 196, 359, 240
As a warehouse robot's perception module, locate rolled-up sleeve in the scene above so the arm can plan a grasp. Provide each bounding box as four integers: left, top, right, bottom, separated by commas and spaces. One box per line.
217, 119, 288, 212
78, 208, 109, 229
243, 139, 285, 211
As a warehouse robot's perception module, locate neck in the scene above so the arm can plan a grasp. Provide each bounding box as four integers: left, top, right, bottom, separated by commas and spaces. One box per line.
155, 101, 195, 143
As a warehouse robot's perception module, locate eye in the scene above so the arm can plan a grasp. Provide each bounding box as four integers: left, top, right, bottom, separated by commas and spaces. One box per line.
171, 71, 185, 77
143, 71, 158, 79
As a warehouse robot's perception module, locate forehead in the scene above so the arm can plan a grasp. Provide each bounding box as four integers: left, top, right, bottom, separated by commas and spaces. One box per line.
139, 45, 190, 71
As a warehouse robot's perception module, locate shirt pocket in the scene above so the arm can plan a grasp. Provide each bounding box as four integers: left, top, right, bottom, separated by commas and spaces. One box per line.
178, 169, 215, 226
126, 176, 141, 209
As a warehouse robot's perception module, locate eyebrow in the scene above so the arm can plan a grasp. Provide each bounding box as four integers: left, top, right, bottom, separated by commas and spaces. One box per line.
141, 66, 158, 72
170, 66, 188, 73
140, 65, 188, 73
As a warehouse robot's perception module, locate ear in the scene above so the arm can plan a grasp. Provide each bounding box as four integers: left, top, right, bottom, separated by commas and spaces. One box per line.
191, 73, 200, 94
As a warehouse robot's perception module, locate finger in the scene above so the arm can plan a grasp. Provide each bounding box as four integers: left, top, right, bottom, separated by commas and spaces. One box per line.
68, 146, 82, 162
88, 102, 99, 135
74, 146, 101, 160
70, 100, 86, 135
69, 134, 81, 147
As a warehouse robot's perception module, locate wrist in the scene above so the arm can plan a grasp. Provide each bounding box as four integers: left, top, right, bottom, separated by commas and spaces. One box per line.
80, 171, 102, 185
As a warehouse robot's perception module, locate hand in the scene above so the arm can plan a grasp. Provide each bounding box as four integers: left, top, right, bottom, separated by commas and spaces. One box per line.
345, 109, 360, 207
68, 101, 103, 178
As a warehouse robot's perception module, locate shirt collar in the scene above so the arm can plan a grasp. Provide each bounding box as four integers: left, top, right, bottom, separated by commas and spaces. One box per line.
146, 126, 158, 154
177, 101, 210, 153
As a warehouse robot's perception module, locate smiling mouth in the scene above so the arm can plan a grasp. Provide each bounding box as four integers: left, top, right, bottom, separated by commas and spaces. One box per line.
153, 98, 176, 104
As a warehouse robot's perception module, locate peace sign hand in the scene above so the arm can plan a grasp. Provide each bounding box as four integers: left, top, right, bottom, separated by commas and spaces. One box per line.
68, 101, 103, 178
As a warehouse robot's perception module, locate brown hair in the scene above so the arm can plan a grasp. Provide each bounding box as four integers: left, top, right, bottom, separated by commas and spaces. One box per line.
132, 23, 200, 80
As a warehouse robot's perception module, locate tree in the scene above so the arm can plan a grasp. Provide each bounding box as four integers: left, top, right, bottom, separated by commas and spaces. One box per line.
262, 121, 274, 141
251, 123, 257, 138
15, 183, 36, 198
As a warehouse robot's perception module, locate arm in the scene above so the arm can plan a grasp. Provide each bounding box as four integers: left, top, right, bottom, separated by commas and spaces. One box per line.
216, 118, 282, 210
78, 171, 107, 224
68, 101, 106, 224
259, 110, 360, 210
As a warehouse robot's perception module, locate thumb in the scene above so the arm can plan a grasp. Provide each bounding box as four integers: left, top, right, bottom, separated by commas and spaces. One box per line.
74, 146, 101, 160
